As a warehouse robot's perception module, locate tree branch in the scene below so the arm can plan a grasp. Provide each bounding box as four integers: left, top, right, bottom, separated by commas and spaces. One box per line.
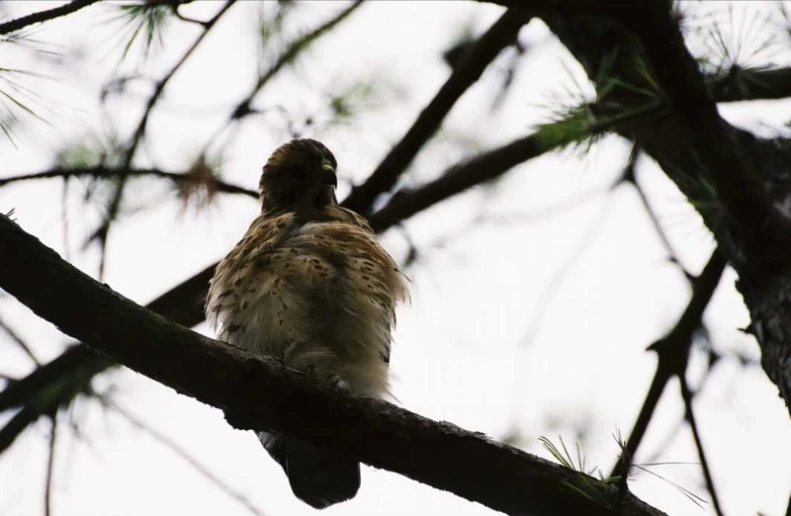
0, 314, 40, 365
0, 167, 258, 199
206, 1, 365, 150
91, 0, 236, 278
367, 131, 543, 232
0, 214, 665, 516
0, 0, 99, 36
343, 9, 530, 214
709, 66, 791, 103
678, 375, 723, 516
482, 0, 791, 414
611, 250, 727, 478
44, 415, 57, 516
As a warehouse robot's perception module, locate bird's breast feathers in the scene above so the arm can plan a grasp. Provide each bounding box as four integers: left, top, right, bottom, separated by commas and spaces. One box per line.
206, 207, 408, 397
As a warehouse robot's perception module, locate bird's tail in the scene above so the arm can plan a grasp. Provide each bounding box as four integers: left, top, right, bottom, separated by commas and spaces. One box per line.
258, 431, 360, 509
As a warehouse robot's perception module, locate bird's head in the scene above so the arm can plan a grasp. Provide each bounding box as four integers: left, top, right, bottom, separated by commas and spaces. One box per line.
259, 138, 338, 213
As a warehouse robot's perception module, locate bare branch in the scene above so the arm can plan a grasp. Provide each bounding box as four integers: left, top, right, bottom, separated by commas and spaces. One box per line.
0, 214, 665, 516
344, 9, 530, 214
0, 0, 99, 36
611, 250, 727, 478
709, 66, 791, 103
45, 415, 58, 516
0, 167, 258, 199
94, 0, 237, 277
206, 1, 365, 148
678, 376, 724, 516
122, 1, 237, 166
367, 130, 543, 232
0, 314, 40, 365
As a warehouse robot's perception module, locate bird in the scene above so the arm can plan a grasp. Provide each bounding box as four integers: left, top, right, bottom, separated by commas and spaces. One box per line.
205, 138, 409, 509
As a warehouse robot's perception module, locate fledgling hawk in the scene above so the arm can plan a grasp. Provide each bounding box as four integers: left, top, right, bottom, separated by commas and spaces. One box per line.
205, 139, 409, 509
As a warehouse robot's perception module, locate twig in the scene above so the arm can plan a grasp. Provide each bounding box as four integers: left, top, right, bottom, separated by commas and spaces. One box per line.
641, 352, 720, 465
611, 249, 727, 478
366, 102, 661, 232
109, 400, 266, 516
95, 0, 237, 278
519, 190, 614, 346
708, 66, 791, 103
623, 146, 690, 278
204, 1, 364, 152
45, 414, 58, 516
344, 9, 530, 214
122, 0, 236, 166
0, 167, 257, 199
366, 130, 544, 232
0, 0, 99, 36
0, 314, 40, 365
678, 375, 724, 516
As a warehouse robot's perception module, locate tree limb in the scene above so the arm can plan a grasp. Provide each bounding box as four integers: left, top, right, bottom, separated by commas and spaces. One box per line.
0, 167, 258, 199
343, 9, 530, 214
708, 66, 791, 103
0, 214, 665, 515
678, 375, 723, 516
0, 0, 99, 36
612, 250, 726, 478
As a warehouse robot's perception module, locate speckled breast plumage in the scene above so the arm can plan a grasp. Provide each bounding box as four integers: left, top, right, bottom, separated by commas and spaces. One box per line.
206, 206, 408, 398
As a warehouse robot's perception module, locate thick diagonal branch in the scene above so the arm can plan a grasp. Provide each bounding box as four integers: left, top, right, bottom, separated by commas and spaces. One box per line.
0, 215, 664, 516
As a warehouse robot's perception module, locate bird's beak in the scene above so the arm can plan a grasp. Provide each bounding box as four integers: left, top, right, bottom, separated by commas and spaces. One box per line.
321, 161, 337, 188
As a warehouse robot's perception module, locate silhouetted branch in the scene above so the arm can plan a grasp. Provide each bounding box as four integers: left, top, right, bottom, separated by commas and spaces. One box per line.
611, 250, 727, 478
93, 1, 237, 278
44, 415, 57, 516
367, 130, 543, 232
0, 0, 99, 36
344, 9, 531, 214
0, 167, 258, 199
207, 1, 365, 150
678, 375, 724, 516
622, 146, 689, 278
0, 214, 665, 516
0, 315, 40, 365
122, 1, 237, 166
708, 66, 791, 103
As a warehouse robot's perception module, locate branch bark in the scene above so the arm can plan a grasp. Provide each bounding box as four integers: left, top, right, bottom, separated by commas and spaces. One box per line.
0, 214, 665, 516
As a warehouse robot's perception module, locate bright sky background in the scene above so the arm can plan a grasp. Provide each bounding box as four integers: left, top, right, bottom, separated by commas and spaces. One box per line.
1, 1, 790, 515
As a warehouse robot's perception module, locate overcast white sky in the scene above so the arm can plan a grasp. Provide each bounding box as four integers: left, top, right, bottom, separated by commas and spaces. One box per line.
1, 1, 791, 515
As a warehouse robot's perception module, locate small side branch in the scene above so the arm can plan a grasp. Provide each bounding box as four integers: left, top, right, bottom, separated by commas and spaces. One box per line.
612, 250, 727, 478
678, 376, 724, 516
344, 9, 530, 214
44, 415, 58, 516
0, 0, 99, 36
